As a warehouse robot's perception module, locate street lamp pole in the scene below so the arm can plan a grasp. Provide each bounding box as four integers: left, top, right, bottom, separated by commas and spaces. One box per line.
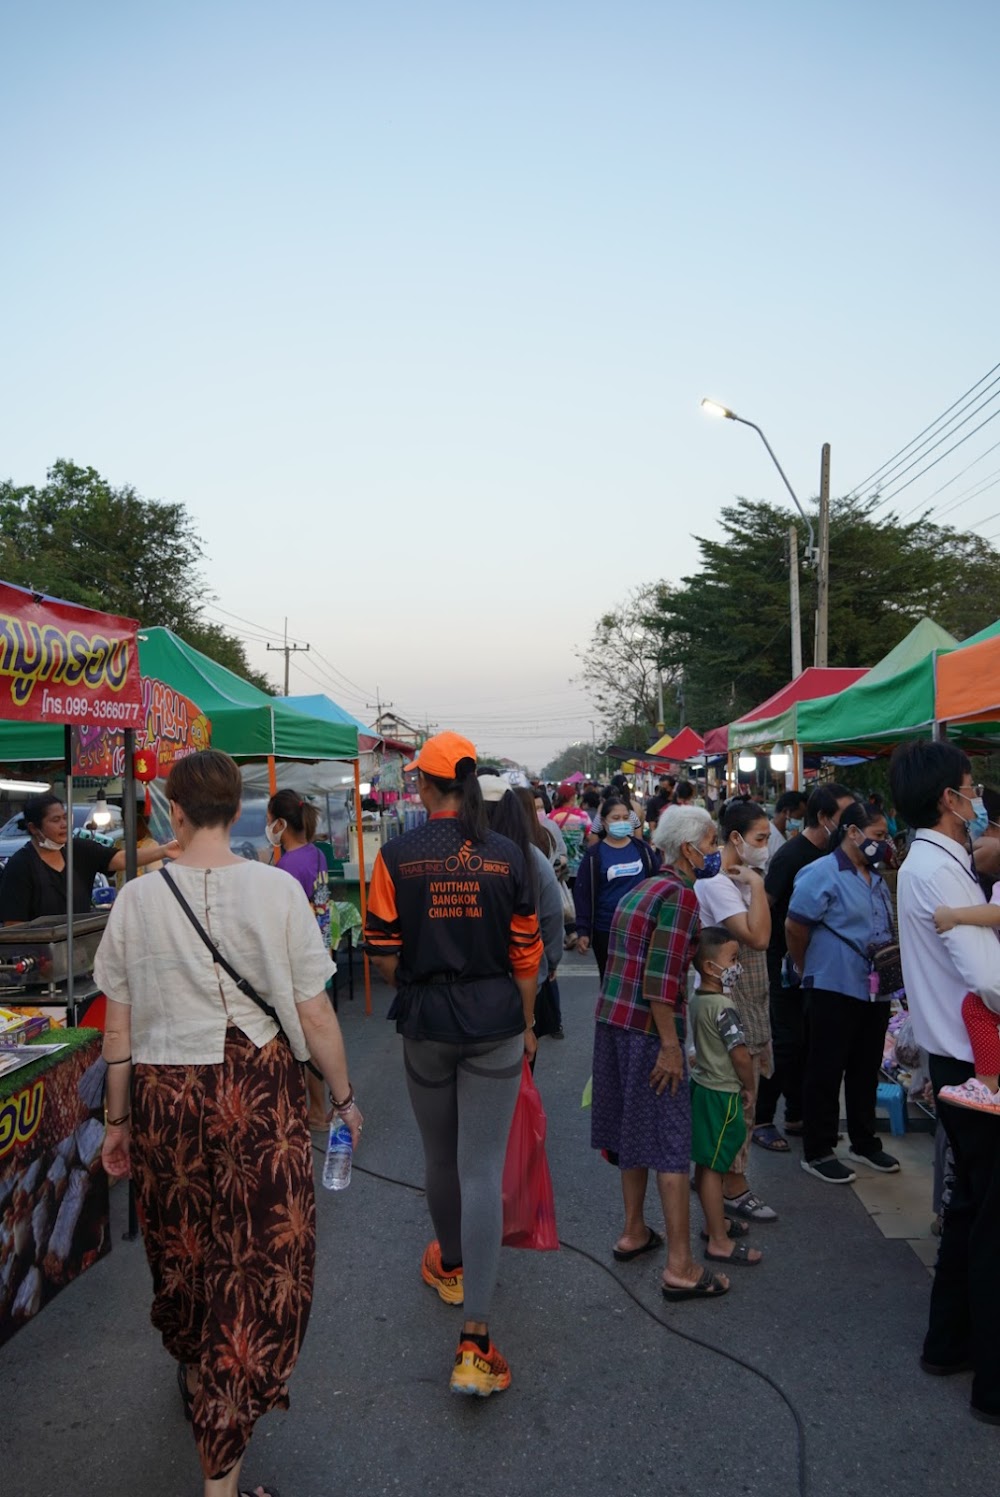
701, 398, 821, 671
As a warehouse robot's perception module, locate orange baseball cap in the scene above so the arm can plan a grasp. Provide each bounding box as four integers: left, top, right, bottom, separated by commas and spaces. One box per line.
405, 731, 478, 780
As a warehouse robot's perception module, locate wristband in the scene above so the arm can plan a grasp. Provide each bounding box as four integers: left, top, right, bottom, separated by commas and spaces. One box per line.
331, 1086, 354, 1111
106, 1111, 131, 1127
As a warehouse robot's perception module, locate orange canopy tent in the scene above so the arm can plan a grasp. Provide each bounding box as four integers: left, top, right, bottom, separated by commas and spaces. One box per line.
935, 620, 1000, 726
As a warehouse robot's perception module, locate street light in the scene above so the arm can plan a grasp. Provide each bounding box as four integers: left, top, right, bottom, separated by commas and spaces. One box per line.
700, 398, 815, 559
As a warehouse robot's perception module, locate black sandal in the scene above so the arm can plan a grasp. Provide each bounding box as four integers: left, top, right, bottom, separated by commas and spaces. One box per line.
239, 1487, 282, 1497
661, 1266, 729, 1301
613, 1228, 664, 1262
699, 1218, 749, 1242
176, 1361, 194, 1421
705, 1239, 763, 1267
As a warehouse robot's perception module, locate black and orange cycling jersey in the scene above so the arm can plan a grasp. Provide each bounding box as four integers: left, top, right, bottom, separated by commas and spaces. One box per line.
364, 812, 543, 1043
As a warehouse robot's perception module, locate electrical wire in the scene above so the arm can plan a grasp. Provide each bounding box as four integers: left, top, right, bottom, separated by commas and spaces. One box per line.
869, 398, 1000, 509
845, 360, 1000, 501
314, 1150, 809, 1497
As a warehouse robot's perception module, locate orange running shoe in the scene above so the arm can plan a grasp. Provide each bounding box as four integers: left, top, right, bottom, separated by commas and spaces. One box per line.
449, 1339, 512, 1397
421, 1241, 464, 1305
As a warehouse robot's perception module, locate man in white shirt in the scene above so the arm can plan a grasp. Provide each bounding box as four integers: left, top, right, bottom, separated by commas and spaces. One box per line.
892, 740, 1000, 1422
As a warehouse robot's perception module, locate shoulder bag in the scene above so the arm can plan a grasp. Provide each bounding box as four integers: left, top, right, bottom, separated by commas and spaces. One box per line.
159, 867, 323, 1077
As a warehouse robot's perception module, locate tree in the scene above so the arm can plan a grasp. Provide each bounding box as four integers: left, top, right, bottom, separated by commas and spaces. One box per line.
575, 583, 680, 744
644, 496, 1000, 731
0, 460, 274, 693
540, 742, 594, 781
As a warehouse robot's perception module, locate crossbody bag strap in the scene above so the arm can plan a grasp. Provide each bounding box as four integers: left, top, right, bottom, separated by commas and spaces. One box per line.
159, 868, 322, 1078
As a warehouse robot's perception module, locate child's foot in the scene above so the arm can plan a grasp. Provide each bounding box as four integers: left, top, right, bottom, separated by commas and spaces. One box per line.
938, 1078, 1000, 1115
704, 1239, 763, 1267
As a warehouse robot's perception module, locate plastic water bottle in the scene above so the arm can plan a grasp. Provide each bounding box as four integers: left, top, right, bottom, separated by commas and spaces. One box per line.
323, 1117, 353, 1190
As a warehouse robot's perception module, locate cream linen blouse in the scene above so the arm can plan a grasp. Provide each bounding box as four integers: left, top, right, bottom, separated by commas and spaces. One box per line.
93, 860, 336, 1064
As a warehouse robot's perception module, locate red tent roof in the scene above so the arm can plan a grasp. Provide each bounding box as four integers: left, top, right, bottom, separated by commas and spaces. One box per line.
652, 725, 705, 762
704, 668, 869, 755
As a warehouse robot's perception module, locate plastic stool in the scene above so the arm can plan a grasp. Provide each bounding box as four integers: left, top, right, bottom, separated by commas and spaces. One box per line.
876, 1080, 907, 1136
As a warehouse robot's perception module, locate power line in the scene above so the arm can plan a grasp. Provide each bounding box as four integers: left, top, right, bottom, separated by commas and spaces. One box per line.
870, 403, 1000, 510
845, 359, 1000, 500
894, 438, 1000, 520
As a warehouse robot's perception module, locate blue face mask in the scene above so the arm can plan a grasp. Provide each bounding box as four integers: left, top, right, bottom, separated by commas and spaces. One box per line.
786, 818, 804, 834
954, 790, 989, 841
693, 848, 722, 880
605, 820, 632, 839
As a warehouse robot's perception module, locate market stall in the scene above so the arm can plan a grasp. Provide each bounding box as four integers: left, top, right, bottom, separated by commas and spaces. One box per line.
0, 1027, 108, 1346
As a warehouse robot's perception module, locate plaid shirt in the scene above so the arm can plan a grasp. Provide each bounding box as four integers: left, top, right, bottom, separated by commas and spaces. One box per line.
595, 871, 700, 1036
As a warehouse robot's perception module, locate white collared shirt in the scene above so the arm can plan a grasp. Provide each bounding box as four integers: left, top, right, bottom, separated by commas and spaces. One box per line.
896, 829, 1000, 1061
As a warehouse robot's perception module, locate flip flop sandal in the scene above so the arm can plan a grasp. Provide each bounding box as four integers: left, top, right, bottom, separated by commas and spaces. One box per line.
613, 1228, 664, 1262
753, 1125, 791, 1152
705, 1239, 763, 1268
700, 1218, 750, 1242
661, 1266, 729, 1301
176, 1361, 194, 1421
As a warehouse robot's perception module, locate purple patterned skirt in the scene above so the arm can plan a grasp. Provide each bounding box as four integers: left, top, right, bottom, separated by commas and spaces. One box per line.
591, 1021, 691, 1174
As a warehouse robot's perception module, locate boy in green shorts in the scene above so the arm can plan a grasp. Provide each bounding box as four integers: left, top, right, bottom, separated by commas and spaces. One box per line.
691, 927, 764, 1268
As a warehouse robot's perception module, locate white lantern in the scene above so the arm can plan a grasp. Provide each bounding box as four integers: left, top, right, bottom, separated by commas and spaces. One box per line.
737, 754, 757, 774
770, 744, 791, 773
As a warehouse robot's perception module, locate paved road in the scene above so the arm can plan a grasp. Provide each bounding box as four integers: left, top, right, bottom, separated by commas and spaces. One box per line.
5, 950, 992, 1496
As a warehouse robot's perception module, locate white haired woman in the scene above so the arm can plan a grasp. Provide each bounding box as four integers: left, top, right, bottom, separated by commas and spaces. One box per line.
591, 804, 731, 1301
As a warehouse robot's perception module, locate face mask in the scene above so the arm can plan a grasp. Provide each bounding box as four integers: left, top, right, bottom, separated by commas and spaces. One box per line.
720, 961, 743, 992
736, 834, 769, 869
953, 791, 989, 841
853, 834, 881, 866
692, 848, 722, 880
605, 820, 631, 839
787, 818, 803, 834
265, 820, 285, 848
35, 834, 65, 852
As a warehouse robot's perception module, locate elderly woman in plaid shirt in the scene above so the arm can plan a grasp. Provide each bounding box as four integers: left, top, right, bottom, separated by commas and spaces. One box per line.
591, 804, 731, 1301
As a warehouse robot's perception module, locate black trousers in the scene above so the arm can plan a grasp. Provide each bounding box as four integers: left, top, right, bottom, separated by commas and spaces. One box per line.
802, 988, 890, 1162
592, 928, 611, 982
755, 977, 806, 1127
926, 1053, 1000, 1412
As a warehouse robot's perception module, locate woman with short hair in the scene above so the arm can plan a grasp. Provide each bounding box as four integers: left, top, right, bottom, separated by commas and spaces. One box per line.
591, 804, 731, 1302
97, 749, 359, 1497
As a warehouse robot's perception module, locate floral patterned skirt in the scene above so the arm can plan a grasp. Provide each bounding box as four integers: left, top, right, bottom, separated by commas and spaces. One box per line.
131, 1027, 316, 1479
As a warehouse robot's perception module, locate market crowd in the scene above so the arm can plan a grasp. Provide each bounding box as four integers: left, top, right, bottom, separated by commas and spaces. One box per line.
74, 735, 1000, 1495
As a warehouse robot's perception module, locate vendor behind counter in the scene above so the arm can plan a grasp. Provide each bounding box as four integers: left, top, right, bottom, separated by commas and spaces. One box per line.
0, 793, 176, 923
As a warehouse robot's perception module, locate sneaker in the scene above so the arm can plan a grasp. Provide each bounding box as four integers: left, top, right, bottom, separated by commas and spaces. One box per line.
847, 1148, 900, 1173
723, 1189, 778, 1223
937, 1078, 1000, 1115
801, 1155, 856, 1184
449, 1339, 512, 1397
421, 1241, 464, 1305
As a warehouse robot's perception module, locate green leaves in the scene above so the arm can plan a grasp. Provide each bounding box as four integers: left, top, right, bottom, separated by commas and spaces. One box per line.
0, 459, 273, 693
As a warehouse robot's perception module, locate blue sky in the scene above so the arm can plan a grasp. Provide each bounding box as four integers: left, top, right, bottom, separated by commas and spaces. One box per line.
3, 1, 998, 769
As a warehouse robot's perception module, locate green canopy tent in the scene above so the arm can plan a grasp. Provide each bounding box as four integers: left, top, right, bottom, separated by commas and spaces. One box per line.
727, 618, 961, 754
0, 627, 359, 763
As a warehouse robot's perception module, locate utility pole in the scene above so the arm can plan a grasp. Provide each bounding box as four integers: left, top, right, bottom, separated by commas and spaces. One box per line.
267, 617, 309, 696
366, 690, 393, 735
656, 673, 665, 736
815, 443, 831, 668
788, 523, 803, 678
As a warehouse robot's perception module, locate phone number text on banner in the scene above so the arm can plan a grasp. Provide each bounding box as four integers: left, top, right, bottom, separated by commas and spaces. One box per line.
0, 582, 143, 726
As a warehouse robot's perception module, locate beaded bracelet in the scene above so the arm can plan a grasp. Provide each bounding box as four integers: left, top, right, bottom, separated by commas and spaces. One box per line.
331, 1085, 354, 1111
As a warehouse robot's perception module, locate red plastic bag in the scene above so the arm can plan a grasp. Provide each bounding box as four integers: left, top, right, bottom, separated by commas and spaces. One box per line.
502, 1057, 559, 1251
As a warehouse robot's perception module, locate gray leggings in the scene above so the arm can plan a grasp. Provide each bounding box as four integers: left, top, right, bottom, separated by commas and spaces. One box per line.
403, 1033, 524, 1323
